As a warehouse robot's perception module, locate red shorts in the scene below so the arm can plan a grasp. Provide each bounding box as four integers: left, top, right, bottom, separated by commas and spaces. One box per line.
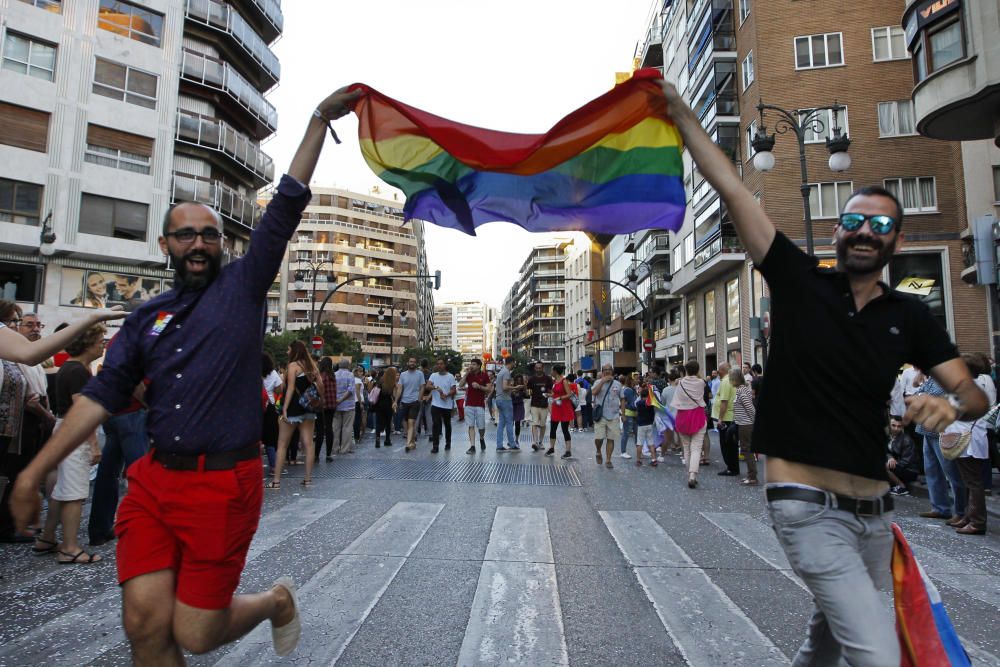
115, 452, 263, 610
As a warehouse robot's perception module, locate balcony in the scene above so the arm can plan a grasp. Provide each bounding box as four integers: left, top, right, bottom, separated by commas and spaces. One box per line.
642, 233, 670, 262
180, 48, 277, 140
230, 0, 283, 43
687, 0, 736, 80
625, 233, 637, 253
184, 0, 280, 90
175, 110, 274, 188
171, 172, 261, 231
638, 12, 664, 69
692, 61, 738, 130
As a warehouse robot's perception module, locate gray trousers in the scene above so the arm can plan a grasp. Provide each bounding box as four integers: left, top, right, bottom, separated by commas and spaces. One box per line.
768, 494, 900, 667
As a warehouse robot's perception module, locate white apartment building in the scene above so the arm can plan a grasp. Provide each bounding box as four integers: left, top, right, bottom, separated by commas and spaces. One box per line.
433, 300, 491, 363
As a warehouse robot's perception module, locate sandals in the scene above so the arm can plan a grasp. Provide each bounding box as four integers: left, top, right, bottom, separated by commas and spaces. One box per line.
265, 480, 281, 489
741, 478, 759, 486
58, 549, 103, 565
595, 452, 603, 464
300, 479, 313, 487
33, 537, 58, 555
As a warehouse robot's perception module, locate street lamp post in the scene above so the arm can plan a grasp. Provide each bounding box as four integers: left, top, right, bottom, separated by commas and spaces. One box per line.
293, 259, 332, 338
750, 100, 852, 256
34, 212, 56, 314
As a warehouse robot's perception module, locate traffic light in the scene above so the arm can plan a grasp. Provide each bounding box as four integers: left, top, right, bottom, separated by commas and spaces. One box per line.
434, 270, 442, 290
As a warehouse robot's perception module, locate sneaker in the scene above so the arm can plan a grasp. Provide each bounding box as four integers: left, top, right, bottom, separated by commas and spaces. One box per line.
619, 452, 632, 459
532, 444, 540, 452
890, 485, 910, 496
480, 441, 486, 451
656, 456, 664, 463
545, 447, 555, 456
561, 451, 572, 459
431, 446, 439, 453
508, 446, 521, 452
467, 446, 476, 454
271, 577, 301, 657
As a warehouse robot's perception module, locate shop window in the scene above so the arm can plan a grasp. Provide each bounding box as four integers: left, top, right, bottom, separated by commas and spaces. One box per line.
889, 253, 949, 333
0, 260, 40, 302
726, 278, 740, 330
705, 290, 716, 336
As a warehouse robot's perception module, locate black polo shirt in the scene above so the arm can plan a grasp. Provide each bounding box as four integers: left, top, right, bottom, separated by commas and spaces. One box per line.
753, 232, 957, 480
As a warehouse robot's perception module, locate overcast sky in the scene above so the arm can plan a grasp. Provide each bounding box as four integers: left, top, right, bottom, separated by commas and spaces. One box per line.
267, 0, 655, 309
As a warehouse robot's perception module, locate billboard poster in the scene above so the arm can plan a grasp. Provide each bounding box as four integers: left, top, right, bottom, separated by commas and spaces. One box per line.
61, 268, 166, 312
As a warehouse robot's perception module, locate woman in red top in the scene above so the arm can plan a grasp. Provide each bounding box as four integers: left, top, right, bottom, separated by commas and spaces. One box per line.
547, 364, 576, 459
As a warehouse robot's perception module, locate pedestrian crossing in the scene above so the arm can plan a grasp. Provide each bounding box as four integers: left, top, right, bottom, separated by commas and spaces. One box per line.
0, 497, 998, 666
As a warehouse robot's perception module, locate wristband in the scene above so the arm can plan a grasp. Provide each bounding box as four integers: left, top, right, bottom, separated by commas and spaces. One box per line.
313, 108, 342, 144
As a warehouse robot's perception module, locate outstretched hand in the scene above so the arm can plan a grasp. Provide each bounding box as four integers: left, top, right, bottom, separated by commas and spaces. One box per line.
657, 80, 685, 110
316, 87, 364, 121
90, 305, 127, 324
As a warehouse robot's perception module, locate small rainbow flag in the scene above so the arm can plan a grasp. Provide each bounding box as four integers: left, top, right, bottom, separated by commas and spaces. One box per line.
646, 384, 675, 436
891, 523, 970, 666
348, 69, 685, 236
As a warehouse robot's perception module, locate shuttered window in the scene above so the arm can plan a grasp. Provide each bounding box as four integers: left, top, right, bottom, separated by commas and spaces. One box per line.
79, 193, 148, 241
0, 101, 49, 152
84, 124, 153, 174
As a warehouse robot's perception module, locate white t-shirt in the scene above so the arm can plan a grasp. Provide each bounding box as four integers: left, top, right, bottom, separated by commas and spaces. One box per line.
900, 366, 922, 396
430, 371, 457, 409
263, 370, 282, 404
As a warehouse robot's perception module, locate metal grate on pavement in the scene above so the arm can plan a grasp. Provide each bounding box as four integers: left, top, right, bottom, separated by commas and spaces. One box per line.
295, 459, 582, 487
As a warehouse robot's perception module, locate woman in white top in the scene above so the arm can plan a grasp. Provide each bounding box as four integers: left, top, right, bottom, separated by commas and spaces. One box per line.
950, 353, 996, 535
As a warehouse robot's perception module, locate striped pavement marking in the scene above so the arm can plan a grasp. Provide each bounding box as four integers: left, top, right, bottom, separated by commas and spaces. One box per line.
701, 512, 1000, 667
601, 510, 789, 666
0, 497, 347, 666
216, 501, 444, 666
457, 507, 569, 666
910, 543, 1000, 611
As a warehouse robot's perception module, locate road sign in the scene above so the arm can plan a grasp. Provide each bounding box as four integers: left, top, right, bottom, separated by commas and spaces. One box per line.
311, 336, 324, 350
643, 338, 654, 351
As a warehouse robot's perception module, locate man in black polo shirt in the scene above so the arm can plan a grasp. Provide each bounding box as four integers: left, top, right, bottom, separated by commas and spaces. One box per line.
658, 81, 988, 666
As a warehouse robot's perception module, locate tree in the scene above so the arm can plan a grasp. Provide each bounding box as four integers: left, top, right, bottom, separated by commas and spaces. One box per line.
263, 323, 362, 367
400, 345, 463, 374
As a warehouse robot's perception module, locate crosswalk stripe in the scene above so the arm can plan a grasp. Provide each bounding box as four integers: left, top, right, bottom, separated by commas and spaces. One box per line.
457, 507, 568, 667
910, 543, 1000, 611
600, 510, 789, 666
702, 511, 1000, 667
0, 497, 348, 665
215, 501, 444, 666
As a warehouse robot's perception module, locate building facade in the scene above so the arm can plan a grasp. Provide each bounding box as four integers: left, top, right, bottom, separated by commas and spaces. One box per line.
433, 300, 491, 363
269, 187, 434, 366
633, 0, 989, 375
0, 0, 282, 328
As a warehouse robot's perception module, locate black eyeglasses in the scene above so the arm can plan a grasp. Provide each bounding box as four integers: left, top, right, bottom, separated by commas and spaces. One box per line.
164, 228, 223, 244
838, 213, 897, 235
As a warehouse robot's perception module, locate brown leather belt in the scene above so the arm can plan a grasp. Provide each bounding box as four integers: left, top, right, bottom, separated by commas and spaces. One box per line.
152, 442, 260, 471
765, 486, 894, 516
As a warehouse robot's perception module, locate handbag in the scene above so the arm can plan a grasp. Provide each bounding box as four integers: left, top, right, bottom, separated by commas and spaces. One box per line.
939, 426, 973, 460
568, 382, 580, 408
593, 380, 613, 422
368, 385, 381, 405
297, 382, 323, 412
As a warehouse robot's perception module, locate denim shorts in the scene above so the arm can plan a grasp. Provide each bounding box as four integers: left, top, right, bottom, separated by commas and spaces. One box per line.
285, 413, 316, 424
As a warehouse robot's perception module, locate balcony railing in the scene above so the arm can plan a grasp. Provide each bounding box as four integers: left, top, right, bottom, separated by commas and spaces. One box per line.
687, 0, 736, 77
693, 62, 738, 124
172, 172, 261, 231
694, 223, 743, 269
175, 110, 274, 186
180, 49, 277, 138
184, 0, 280, 89
230, 0, 283, 42
642, 233, 671, 262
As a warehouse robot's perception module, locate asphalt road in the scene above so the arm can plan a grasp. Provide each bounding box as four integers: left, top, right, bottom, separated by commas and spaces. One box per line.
1, 421, 999, 666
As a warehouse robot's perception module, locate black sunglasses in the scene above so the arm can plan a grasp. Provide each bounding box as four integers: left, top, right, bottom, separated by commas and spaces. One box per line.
164, 227, 223, 244
839, 213, 897, 235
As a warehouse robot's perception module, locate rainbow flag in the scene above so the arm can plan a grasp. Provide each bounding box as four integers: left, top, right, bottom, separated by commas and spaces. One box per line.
646, 384, 675, 438
891, 523, 970, 666
348, 69, 685, 235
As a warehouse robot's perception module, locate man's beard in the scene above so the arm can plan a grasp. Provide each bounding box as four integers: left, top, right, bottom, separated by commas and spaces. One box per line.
170, 249, 221, 290
835, 234, 895, 276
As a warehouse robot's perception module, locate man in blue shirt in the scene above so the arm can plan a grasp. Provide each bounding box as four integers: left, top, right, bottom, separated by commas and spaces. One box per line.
12, 87, 362, 663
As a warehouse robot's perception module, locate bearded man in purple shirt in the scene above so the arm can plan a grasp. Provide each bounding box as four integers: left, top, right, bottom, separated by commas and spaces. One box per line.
11, 87, 362, 665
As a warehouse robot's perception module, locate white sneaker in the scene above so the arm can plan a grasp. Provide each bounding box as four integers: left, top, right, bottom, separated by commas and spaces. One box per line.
620, 452, 632, 459
271, 577, 301, 657
657, 455, 665, 463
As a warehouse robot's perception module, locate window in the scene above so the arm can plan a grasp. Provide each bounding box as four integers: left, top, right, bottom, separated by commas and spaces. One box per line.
704, 290, 716, 336
909, 9, 965, 83
2, 32, 56, 81
687, 300, 696, 340
884, 177, 937, 213
684, 233, 695, 265
672, 243, 683, 271
79, 193, 148, 241
877, 100, 916, 137
746, 119, 758, 159
0, 101, 49, 152
807, 181, 854, 219
794, 33, 844, 69
92, 58, 157, 108
668, 307, 681, 336
872, 26, 907, 61
741, 51, 754, 91
889, 253, 948, 333
17, 0, 62, 9
0, 177, 42, 225
726, 278, 740, 330
97, 0, 163, 47
739, 0, 750, 23
929, 20, 963, 71
993, 166, 1000, 204
798, 107, 849, 143
84, 125, 152, 174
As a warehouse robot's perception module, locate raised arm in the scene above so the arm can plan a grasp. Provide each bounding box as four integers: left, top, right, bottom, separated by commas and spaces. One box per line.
0, 310, 123, 366
287, 87, 362, 184
659, 82, 775, 264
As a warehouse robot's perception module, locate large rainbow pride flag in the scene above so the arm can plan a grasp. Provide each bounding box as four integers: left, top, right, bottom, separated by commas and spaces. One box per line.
348, 69, 685, 236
